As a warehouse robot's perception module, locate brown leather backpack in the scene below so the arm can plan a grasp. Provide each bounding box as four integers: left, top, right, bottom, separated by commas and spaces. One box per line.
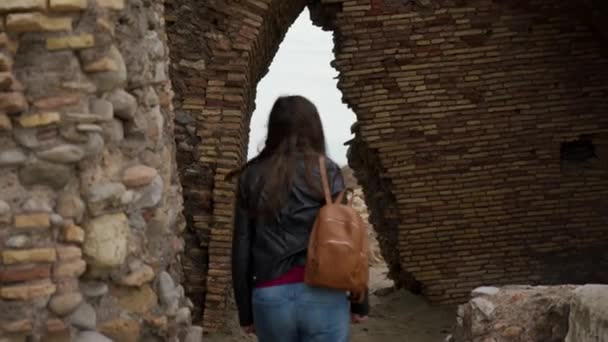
304, 156, 369, 302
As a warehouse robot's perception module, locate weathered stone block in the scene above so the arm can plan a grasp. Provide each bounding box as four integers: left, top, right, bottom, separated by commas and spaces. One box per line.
118, 264, 155, 287
84, 57, 118, 72
2, 248, 57, 265
56, 246, 82, 261
0, 265, 51, 283
0, 280, 56, 300
96, 17, 114, 35
0, 54, 12, 72
87, 182, 126, 215
97, 0, 124, 10
83, 213, 129, 268
18, 112, 61, 128
62, 224, 85, 243
185, 326, 203, 342
45, 318, 69, 334
0, 113, 12, 130
0, 72, 18, 90
116, 284, 158, 314
0, 0, 46, 12
566, 285, 608, 342
98, 318, 140, 342
0, 92, 27, 114
34, 94, 80, 110
6, 13, 72, 33
57, 192, 85, 223
1, 319, 33, 334
19, 161, 73, 190
14, 213, 51, 229
47, 34, 95, 50
49, 0, 87, 11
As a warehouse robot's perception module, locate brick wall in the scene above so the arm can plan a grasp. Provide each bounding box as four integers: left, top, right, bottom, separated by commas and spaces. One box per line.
166, 0, 310, 332
333, 0, 608, 304
166, 0, 608, 332
0, 0, 195, 340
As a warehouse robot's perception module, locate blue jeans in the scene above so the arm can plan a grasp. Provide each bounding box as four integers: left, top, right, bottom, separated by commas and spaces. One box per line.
252, 282, 350, 342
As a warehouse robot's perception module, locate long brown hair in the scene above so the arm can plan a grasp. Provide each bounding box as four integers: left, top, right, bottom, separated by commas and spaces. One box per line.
233, 95, 327, 218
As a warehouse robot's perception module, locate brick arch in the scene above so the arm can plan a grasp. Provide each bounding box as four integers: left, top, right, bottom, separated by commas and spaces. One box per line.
164, 0, 385, 331
166, 0, 608, 333
166, 0, 406, 331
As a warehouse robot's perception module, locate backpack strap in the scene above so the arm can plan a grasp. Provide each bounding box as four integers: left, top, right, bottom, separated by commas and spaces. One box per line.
318, 155, 332, 205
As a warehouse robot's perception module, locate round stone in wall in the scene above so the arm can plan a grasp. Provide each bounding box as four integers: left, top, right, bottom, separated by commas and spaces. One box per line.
48, 292, 83, 316
106, 89, 137, 120
122, 165, 158, 187
80, 281, 109, 298
36, 144, 85, 164
69, 302, 97, 330
0, 148, 27, 166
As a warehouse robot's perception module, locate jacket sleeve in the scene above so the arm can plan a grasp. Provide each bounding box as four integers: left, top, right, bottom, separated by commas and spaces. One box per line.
231, 176, 254, 326
329, 161, 346, 197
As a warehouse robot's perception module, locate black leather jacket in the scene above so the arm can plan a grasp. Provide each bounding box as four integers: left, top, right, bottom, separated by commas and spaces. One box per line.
231, 157, 370, 326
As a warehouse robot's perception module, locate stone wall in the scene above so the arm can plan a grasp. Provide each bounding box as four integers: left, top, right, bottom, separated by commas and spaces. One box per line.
451, 284, 608, 342
0, 0, 194, 340
165, 0, 608, 331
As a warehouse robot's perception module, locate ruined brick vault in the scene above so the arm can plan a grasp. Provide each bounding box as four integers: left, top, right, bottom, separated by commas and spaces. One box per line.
1, 0, 608, 339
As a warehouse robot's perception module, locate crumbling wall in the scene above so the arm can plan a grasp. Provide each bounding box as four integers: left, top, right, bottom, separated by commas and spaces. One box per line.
451, 284, 608, 342
347, 124, 405, 288
330, 0, 608, 304
0, 0, 193, 340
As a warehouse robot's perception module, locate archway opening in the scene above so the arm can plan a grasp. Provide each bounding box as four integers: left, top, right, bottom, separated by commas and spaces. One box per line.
246, 5, 394, 296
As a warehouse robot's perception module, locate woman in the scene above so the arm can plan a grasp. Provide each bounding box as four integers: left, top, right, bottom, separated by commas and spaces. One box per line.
231, 95, 369, 342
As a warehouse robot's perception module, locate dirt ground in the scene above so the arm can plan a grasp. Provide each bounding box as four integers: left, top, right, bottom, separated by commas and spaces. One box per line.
205, 265, 456, 342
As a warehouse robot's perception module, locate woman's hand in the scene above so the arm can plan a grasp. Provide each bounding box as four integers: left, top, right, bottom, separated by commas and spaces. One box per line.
351, 314, 368, 324
242, 325, 256, 334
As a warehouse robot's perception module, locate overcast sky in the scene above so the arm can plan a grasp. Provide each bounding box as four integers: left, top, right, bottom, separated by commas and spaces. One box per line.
247, 9, 356, 166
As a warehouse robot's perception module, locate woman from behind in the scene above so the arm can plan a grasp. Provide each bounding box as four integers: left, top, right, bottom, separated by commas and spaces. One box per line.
231, 95, 369, 342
